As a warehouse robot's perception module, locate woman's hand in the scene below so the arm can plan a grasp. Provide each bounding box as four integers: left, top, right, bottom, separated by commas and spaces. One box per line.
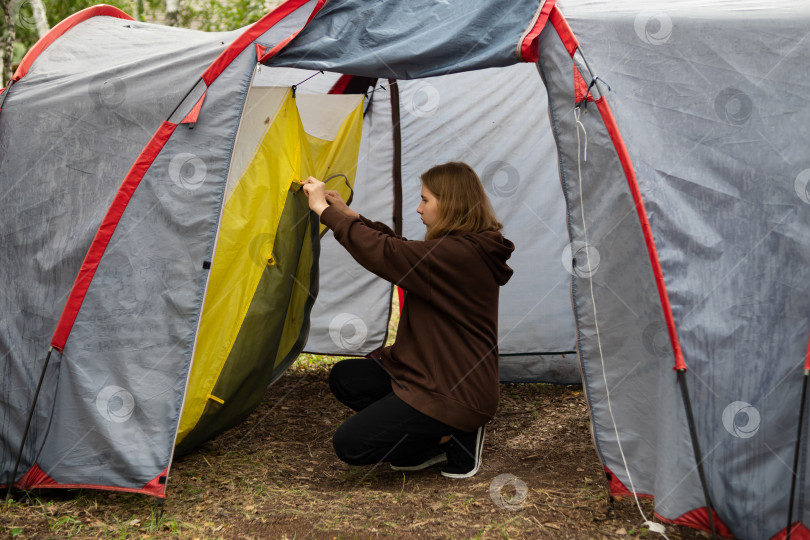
302, 177, 329, 216
325, 190, 360, 218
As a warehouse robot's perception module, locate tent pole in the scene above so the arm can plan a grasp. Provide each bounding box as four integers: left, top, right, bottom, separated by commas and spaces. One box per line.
786, 369, 809, 540
5, 347, 53, 501
677, 369, 716, 539
388, 78, 403, 236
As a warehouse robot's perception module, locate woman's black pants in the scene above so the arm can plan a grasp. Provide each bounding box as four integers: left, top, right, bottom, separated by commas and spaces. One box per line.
328, 358, 463, 466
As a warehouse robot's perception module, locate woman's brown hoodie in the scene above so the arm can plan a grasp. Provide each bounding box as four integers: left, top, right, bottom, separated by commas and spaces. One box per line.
320, 206, 514, 431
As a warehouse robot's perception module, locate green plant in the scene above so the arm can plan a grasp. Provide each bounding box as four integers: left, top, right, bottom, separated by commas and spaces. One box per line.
50, 514, 84, 536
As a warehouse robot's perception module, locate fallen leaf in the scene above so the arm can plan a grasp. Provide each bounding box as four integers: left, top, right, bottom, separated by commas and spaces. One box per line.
615, 527, 627, 535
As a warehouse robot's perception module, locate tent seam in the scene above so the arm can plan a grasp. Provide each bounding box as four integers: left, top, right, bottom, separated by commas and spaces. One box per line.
535, 36, 605, 465
171, 57, 259, 451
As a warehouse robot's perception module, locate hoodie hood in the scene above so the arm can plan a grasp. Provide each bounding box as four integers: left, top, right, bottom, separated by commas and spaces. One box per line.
464, 230, 515, 285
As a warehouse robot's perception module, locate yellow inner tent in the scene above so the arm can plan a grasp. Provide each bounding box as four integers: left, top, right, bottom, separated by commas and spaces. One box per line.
175, 88, 364, 451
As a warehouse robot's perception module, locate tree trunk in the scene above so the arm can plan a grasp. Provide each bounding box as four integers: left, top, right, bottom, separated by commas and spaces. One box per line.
135, 0, 145, 21
2, 0, 15, 86
165, 0, 179, 27
30, 0, 49, 38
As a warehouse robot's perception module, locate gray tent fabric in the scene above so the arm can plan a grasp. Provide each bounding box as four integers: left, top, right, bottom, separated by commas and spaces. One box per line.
270, 0, 551, 79
279, 64, 580, 383
542, 1, 810, 537
393, 67, 577, 383
251, 67, 397, 357
2, 0, 810, 537
270, 0, 810, 536
0, 2, 318, 494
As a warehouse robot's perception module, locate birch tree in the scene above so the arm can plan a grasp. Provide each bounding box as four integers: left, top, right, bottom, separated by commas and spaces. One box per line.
29, 0, 49, 38
165, 0, 179, 26
2, 0, 14, 86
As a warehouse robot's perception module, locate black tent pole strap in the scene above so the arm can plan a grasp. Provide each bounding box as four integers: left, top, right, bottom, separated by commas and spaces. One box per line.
5, 347, 53, 501
677, 368, 717, 539
388, 79, 403, 237
291, 70, 324, 98
787, 369, 809, 540
166, 78, 203, 121
0, 78, 15, 110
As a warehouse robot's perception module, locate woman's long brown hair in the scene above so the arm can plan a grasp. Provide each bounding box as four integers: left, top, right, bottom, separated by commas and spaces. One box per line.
420, 162, 503, 240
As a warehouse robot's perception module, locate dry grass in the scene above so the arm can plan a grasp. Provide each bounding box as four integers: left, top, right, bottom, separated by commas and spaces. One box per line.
1, 361, 709, 539
1, 292, 709, 539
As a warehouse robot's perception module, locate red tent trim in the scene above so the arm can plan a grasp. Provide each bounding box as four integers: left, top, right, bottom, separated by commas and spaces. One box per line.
548, 5, 579, 57
203, 0, 325, 85
655, 508, 734, 538
12, 5, 133, 82
14, 463, 168, 498
603, 465, 652, 499
605, 466, 734, 537
804, 332, 810, 371
545, 8, 686, 371
50, 121, 178, 351
180, 91, 207, 125
772, 523, 810, 540
48, 1, 327, 354
329, 74, 354, 95
593, 96, 686, 371
573, 65, 592, 104
258, 0, 327, 63
517, 0, 556, 63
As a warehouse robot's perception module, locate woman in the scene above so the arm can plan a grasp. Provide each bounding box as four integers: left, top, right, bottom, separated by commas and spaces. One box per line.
302, 162, 514, 478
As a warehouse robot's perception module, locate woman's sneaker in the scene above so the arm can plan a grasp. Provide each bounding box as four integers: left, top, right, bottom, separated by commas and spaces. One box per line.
441, 426, 485, 479
390, 448, 448, 471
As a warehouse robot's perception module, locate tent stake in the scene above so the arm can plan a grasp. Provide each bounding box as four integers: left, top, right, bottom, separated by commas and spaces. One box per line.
155, 498, 165, 524
786, 369, 809, 540
5, 347, 53, 501
677, 369, 716, 539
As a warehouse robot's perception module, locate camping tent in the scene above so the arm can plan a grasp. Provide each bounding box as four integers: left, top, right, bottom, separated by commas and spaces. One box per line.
1, 0, 809, 538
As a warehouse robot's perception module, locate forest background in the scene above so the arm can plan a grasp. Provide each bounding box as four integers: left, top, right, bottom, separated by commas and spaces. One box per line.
1, 0, 284, 85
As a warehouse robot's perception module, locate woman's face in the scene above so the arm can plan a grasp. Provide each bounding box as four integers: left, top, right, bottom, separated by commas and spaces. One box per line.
417, 183, 439, 231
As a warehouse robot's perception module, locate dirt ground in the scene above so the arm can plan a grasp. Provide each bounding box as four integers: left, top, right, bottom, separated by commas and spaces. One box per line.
2, 360, 710, 539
